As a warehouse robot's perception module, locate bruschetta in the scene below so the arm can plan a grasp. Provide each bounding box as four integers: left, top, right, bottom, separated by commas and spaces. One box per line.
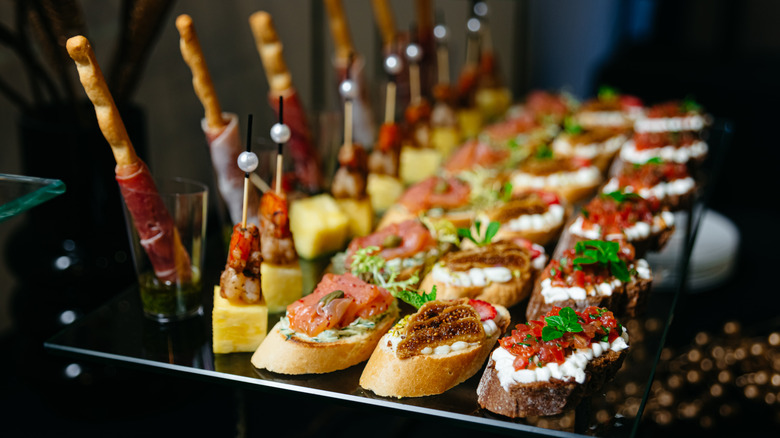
574, 87, 644, 130
551, 124, 629, 174
525, 240, 652, 321
567, 190, 675, 256
602, 158, 696, 211
359, 298, 511, 398
251, 272, 398, 374
378, 175, 474, 229
510, 150, 602, 205
477, 305, 629, 418
476, 189, 568, 247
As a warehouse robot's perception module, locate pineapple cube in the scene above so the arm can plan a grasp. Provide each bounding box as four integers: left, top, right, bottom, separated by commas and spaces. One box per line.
261, 261, 303, 313
289, 194, 349, 259
457, 108, 483, 139
476, 87, 512, 122
335, 197, 374, 238
367, 173, 404, 213
431, 126, 461, 159
399, 146, 442, 185
212, 286, 268, 354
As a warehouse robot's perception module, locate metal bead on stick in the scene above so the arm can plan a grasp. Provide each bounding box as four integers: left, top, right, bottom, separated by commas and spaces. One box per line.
237, 114, 257, 228
269, 95, 291, 195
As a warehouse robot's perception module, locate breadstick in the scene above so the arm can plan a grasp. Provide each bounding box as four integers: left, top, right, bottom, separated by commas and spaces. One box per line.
175, 14, 227, 130
66, 35, 138, 166
323, 0, 355, 62
248, 11, 293, 93
371, 0, 396, 48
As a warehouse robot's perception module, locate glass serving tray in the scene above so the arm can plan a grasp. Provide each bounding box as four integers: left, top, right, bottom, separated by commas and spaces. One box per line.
0, 174, 66, 223
44, 122, 731, 437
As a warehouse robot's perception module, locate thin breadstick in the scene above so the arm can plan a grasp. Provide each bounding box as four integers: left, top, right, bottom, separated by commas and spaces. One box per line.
371, 0, 396, 48
323, 0, 355, 62
66, 35, 138, 166
248, 11, 293, 93
175, 14, 227, 130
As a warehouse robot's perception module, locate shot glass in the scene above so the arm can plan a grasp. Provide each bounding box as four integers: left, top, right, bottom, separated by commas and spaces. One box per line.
122, 177, 208, 322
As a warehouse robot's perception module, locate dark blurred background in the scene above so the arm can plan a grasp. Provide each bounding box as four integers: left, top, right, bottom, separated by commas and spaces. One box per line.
1, 0, 778, 436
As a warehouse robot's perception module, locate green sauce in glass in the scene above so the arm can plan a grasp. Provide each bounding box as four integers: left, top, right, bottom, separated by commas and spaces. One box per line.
139, 267, 202, 321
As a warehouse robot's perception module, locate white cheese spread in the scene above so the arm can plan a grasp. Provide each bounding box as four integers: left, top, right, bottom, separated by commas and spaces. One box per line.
634, 114, 706, 133
503, 204, 565, 233
431, 263, 514, 288
568, 216, 601, 239
511, 166, 601, 190
386, 316, 497, 355
385, 247, 440, 271
540, 277, 623, 303
491, 329, 629, 389
602, 177, 695, 201
552, 133, 626, 159
620, 139, 708, 164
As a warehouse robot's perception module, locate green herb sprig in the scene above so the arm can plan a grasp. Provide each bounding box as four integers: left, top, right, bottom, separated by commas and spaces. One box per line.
602, 190, 643, 204
563, 116, 584, 135
349, 246, 434, 308
571, 240, 631, 282
534, 144, 554, 159
457, 220, 500, 247
598, 85, 619, 102
542, 307, 583, 341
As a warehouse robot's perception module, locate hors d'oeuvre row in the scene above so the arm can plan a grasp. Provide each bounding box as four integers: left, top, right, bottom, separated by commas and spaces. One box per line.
551, 121, 629, 174
477, 306, 629, 418
574, 86, 644, 130
568, 190, 675, 256
620, 99, 709, 167
360, 297, 510, 398
525, 240, 652, 321
510, 147, 602, 205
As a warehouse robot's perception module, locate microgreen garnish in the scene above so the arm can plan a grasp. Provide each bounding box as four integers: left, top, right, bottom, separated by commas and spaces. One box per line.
634, 156, 663, 169
550, 267, 557, 276
395, 285, 437, 309
542, 307, 583, 341
571, 240, 631, 282
457, 220, 500, 247
598, 85, 618, 102
350, 246, 421, 294
564, 116, 583, 135
602, 190, 643, 204
508, 138, 520, 149
534, 144, 554, 160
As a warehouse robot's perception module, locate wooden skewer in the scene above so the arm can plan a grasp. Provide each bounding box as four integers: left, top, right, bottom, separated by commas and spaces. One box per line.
409, 63, 421, 106
437, 45, 450, 85
175, 14, 227, 130
241, 114, 253, 229
385, 81, 396, 124
66, 35, 138, 166
344, 100, 353, 147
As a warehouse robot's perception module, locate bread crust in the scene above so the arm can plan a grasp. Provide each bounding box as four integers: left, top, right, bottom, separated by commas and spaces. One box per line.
476, 347, 627, 418
360, 305, 511, 398
525, 273, 652, 321
251, 305, 398, 374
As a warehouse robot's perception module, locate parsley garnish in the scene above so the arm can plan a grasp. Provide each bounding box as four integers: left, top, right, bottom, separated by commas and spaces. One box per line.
395, 285, 437, 309
580, 207, 590, 219
500, 182, 513, 203
457, 220, 500, 247
542, 307, 583, 341
534, 144, 554, 160
680, 95, 701, 113
602, 190, 643, 204
564, 116, 583, 135
598, 85, 618, 102
571, 240, 631, 283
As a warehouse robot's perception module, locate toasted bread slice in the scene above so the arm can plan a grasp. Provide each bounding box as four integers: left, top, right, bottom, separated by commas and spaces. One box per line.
360, 301, 511, 398
476, 347, 627, 418
251, 304, 399, 374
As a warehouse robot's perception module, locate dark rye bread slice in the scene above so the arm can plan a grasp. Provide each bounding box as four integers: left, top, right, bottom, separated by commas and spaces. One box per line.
525, 275, 652, 322
477, 347, 628, 418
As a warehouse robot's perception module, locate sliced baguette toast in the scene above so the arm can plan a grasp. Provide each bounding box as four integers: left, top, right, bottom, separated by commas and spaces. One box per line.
251, 304, 398, 374
359, 300, 511, 398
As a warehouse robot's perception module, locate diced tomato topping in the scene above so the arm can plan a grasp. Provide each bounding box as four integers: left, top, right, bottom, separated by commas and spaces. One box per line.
580, 194, 661, 237
498, 306, 624, 371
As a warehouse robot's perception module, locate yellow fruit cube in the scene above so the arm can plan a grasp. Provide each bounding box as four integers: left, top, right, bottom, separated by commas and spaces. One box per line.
289, 194, 349, 259
367, 173, 404, 213
212, 286, 268, 354
399, 146, 442, 185
476, 87, 512, 122
335, 197, 374, 238
457, 108, 483, 139
431, 126, 462, 159
261, 261, 303, 314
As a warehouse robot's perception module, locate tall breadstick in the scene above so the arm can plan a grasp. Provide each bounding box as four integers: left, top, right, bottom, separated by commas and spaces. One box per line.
67, 35, 192, 283
249, 11, 321, 192
249, 11, 292, 93
371, 0, 396, 49
66, 35, 138, 167
323, 0, 355, 62
175, 14, 226, 130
